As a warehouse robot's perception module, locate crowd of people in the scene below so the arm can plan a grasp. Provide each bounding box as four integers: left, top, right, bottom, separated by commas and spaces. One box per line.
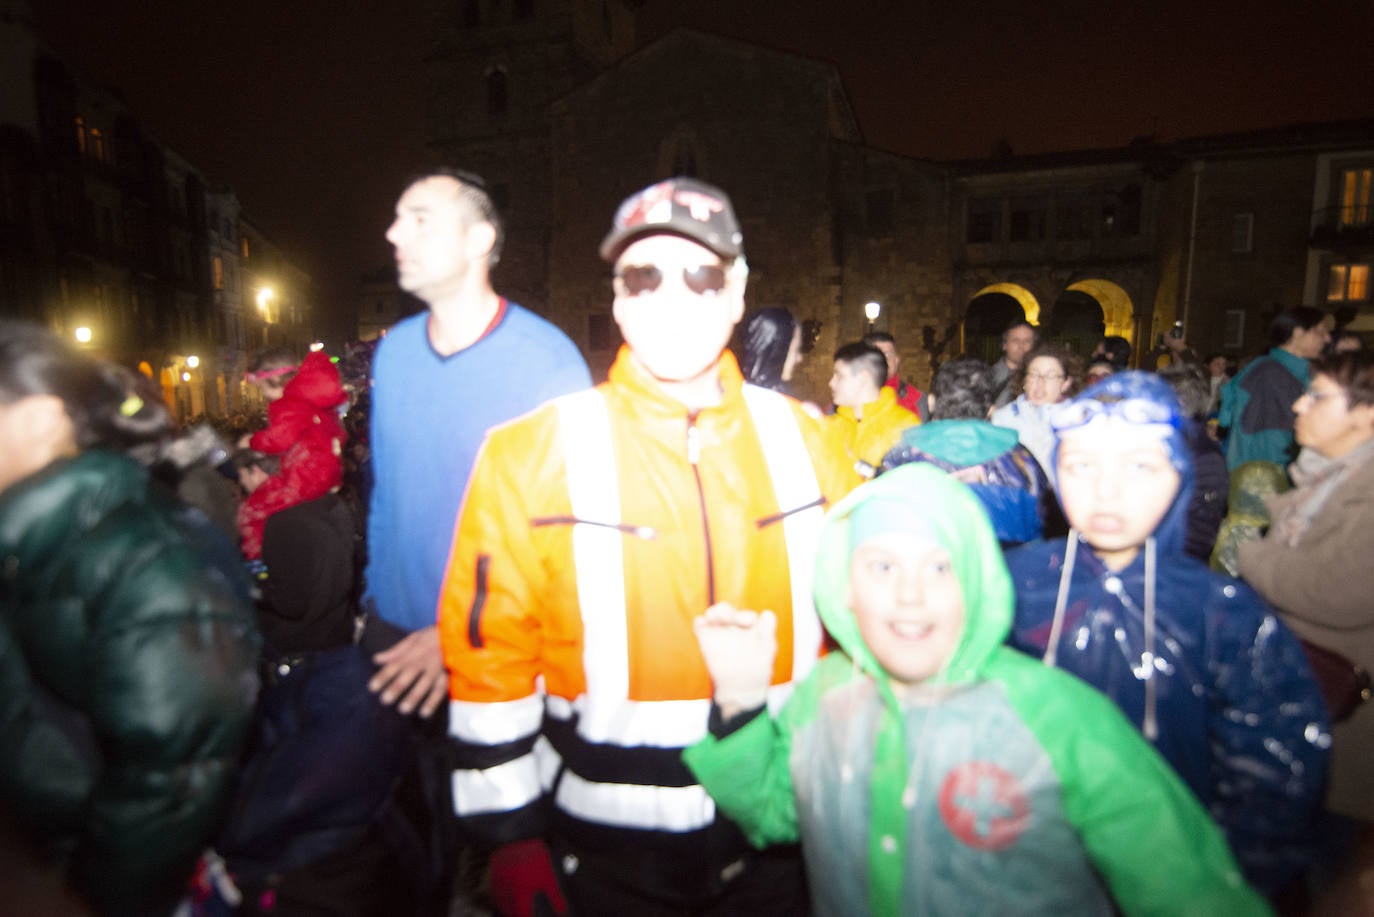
1, 170, 1371, 916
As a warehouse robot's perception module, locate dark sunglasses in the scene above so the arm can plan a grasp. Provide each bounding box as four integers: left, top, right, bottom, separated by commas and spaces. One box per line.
616, 263, 727, 297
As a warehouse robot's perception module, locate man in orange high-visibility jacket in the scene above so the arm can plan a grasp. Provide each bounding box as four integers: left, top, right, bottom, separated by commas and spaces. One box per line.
438, 177, 858, 916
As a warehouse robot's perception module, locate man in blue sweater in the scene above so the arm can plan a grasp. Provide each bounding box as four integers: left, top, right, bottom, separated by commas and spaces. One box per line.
363, 167, 591, 908
364, 167, 591, 717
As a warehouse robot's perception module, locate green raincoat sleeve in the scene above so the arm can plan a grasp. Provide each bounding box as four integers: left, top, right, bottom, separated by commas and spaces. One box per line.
997, 652, 1271, 916
683, 686, 816, 849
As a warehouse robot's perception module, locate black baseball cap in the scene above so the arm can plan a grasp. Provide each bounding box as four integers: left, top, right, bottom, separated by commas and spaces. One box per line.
599, 177, 744, 263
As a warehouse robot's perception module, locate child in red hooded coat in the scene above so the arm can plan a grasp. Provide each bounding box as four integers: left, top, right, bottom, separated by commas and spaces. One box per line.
237, 349, 347, 559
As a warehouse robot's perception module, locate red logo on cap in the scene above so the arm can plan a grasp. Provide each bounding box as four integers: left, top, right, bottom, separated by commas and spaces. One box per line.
936, 761, 1029, 851
674, 189, 724, 222
620, 182, 675, 228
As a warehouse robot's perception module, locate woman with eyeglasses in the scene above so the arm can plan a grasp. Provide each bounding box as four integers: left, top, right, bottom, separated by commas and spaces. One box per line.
1005, 371, 1329, 901
0, 320, 259, 914
990, 342, 1081, 475
1238, 352, 1374, 832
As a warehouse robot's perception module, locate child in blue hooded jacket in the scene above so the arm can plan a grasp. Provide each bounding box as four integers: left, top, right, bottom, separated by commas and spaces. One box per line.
1005, 371, 1329, 897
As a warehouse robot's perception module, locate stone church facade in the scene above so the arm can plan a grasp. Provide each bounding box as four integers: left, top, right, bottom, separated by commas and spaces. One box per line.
424, 0, 1374, 398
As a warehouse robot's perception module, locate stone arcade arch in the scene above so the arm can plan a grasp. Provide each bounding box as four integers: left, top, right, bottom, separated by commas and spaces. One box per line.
964, 283, 1041, 363
1063, 279, 1134, 342
1036, 279, 1137, 365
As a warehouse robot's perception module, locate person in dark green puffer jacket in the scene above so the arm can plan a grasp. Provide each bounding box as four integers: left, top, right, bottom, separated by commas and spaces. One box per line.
0, 319, 260, 916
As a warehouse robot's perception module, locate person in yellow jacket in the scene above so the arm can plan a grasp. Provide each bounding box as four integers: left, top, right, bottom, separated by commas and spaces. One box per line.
827, 340, 921, 478
437, 177, 859, 916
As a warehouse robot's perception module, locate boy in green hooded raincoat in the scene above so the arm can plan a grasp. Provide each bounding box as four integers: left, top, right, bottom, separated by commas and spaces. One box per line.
684, 463, 1267, 916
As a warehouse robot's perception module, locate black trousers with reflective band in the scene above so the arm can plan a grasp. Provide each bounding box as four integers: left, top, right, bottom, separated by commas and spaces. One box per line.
551, 839, 810, 917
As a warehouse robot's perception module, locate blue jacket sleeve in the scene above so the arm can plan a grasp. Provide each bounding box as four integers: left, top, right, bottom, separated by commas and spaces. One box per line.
1205, 580, 1329, 895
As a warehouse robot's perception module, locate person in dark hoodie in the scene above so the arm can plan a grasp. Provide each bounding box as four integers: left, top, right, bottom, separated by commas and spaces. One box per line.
881, 356, 1055, 546
735, 307, 803, 393
1005, 371, 1329, 899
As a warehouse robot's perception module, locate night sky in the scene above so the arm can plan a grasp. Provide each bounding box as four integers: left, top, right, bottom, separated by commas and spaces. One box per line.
31, 0, 1374, 336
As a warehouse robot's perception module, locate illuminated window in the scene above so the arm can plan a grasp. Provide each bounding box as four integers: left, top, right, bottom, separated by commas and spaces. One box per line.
1339, 168, 1372, 227
89, 127, 105, 163
241, 236, 250, 259
212, 255, 224, 290
1328, 263, 1371, 302
74, 116, 86, 155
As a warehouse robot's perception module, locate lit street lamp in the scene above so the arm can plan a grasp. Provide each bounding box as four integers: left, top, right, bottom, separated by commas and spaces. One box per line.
864, 300, 881, 332
74, 326, 92, 344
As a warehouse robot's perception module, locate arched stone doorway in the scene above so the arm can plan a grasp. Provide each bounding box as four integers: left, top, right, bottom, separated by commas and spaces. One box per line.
1043, 279, 1135, 364
1046, 290, 1106, 359
964, 283, 1040, 363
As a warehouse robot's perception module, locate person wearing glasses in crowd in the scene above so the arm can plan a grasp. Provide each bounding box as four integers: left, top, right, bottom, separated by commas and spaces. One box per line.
436, 177, 858, 915
1238, 353, 1374, 848
990, 342, 1081, 475
1005, 371, 1329, 901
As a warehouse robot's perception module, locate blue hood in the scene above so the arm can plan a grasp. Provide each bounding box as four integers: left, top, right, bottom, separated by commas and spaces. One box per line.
1050, 371, 1194, 557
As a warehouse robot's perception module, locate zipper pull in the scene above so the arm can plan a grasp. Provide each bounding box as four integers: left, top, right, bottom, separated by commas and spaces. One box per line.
686, 418, 701, 465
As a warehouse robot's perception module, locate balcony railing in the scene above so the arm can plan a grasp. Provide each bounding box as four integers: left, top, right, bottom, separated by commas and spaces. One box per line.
1311, 206, 1374, 250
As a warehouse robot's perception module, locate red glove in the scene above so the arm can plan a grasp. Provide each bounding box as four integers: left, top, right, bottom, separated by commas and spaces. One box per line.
488, 838, 569, 917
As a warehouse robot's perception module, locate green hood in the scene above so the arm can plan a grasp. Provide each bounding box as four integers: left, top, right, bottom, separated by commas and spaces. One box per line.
813, 463, 1014, 691
898, 419, 1019, 466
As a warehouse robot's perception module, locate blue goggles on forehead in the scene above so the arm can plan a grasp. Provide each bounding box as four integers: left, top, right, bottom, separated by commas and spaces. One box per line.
1050, 397, 1182, 435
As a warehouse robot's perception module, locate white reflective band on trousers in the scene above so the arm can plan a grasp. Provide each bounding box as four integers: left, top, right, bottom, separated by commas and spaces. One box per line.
452, 735, 561, 816
449, 693, 544, 745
